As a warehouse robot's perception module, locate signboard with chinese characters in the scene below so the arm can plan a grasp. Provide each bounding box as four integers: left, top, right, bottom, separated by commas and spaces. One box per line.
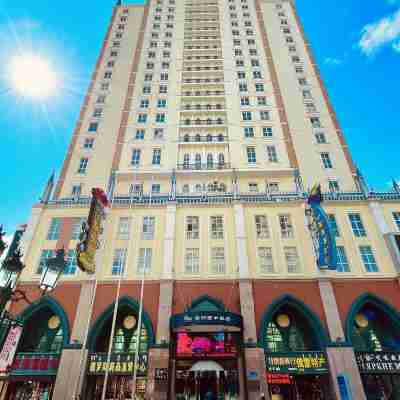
87, 353, 148, 376
171, 311, 242, 329
266, 373, 292, 385
76, 188, 108, 274
265, 352, 329, 375
356, 352, 400, 374
0, 326, 22, 373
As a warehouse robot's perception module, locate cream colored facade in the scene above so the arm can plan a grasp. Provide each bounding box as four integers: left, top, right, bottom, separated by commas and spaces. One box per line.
9, 1, 400, 400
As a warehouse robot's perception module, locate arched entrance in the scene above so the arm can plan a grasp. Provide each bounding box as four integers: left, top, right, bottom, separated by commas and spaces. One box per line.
85, 296, 154, 400
170, 295, 242, 400
5, 297, 70, 400
260, 295, 332, 400
346, 294, 400, 400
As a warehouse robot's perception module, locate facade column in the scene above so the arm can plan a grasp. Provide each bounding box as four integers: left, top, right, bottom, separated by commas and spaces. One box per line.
234, 203, 270, 400
52, 280, 96, 400
146, 204, 176, 400
318, 279, 367, 399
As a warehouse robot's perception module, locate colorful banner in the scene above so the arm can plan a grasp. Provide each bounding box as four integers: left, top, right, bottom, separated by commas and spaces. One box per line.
265, 352, 329, 375
356, 352, 400, 374
0, 325, 22, 373
76, 188, 108, 274
87, 353, 148, 376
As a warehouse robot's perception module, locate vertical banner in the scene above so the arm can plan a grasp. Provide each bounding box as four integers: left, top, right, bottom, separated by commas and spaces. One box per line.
0, 325, 22, 373
76, 188, 109, 274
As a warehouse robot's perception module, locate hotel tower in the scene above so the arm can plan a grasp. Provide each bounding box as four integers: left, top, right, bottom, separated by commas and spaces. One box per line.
3, 0, 400, 399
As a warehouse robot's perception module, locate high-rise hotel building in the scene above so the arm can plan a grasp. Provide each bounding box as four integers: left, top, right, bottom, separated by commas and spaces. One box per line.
3, 0, 400, 399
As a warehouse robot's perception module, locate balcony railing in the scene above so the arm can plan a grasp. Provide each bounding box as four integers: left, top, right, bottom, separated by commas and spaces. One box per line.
11, 352, 60, 376
184, 66, 222, 72
182, 90, 225, 97
180, 119, 225, 126
180, 134, 227, 143
178, 163, 231, 170
181, 104, 225, 111
182, 78, 223, 84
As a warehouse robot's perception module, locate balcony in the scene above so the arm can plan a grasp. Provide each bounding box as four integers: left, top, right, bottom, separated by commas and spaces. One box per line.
183, 66, 222, 73
180, 104, 225, 111
184, 55, 223, 62
178, 163, 231, 171
180, 118, 225, 127
181, 90, 225, 97
182, 78, 223, 84
179, 134, 227, 143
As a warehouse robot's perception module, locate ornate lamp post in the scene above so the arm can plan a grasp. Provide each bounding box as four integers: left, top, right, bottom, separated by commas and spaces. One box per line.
39, 249, 66, 295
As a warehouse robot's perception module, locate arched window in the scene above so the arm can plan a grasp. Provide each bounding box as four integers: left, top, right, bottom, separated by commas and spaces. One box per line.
183, 154, 190, 169
184, 134, 189, 142
218, 153, 225, 166
195, 134, 201, 142
263, 303, 323, 352
195, 154, 202, 169
206, 134, 212, 142
349, 300, 400, 352
207, 154, 214, 168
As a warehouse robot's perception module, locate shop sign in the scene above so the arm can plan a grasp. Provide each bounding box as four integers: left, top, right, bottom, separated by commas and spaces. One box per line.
171, 311, 242, 329
265, 352, 329, 375
266, 373, 292, 385
0, 326, 22, 373
87, 353, 148, 376
356, 352, 400, 374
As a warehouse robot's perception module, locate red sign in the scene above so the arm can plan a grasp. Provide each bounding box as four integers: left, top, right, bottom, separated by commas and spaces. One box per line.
0, 326, 22, 373
266, 373, 292, 385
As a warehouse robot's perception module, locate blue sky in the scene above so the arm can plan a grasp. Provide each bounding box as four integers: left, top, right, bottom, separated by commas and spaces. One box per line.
0, 0, 399, 236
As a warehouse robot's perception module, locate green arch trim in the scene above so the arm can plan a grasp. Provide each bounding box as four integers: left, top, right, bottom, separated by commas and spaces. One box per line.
258, 294, 329, 350
345, 292, 400, 343
188, 295, 225, 312
17, 295, 71, 348
87, 295, 155, 351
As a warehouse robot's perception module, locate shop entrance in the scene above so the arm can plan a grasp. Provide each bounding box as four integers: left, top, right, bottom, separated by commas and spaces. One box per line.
5, 381, 54, 400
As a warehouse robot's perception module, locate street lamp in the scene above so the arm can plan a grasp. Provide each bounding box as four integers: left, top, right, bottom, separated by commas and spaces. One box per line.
39, 249, 66, 295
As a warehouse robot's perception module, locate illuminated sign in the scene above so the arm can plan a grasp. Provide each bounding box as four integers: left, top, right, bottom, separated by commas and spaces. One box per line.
265, 352, 329, 374
87, 353, 147, 376
356, 352, 400, 374
171, 311, 242, 329
266, 373, 292, 385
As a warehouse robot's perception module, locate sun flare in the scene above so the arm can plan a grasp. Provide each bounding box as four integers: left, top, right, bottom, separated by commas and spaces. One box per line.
8, 53, 57, 98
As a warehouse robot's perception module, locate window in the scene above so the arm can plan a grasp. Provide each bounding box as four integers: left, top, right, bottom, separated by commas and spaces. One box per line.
93, 108, 103, 117
315, 132, 326, 144
349, 213, 367, 237
157, 99, 167, 108
47, 218, 61, 240
328, 214, 340, 237
140, 99, 149, 108
244, 127, 254, 138
336, 246, 350, 272
242, 111, 252, 121
143, 86, 151, 94
236, 60, 244, 67
238, 71, 246, 79
298, 78, 307, 86
279, 215, 294, 238
71, 185, 82, 198
359, 246, 379, 272
185, 248, 200, 274
303, 90, 312, 99
284, 247, 300, 273
159, 85, 168, 94
267, 146, 278, 162
255, 83, 264, 92
104, 71, 112, 79
211, 247, 225, 274
257, 96, 267, 106
142, 216, 155, 240
135, 130, 145, 140
263, 127, 273, 137
186, 216, 199, 239
260, 111, 270, 120
37, 250, 54, 274
112, 249, 127, 275
311, 117, 321, 128
88, 122, 98, 132
393, 212, 400, 230
96, 95, 106, 103
210, 216, 224, 239
251, 59, 260, 67
71, 218, 85, 240
131, 149, 141, 166
64, 250, 77, 275
259, 247, 274, 273
154, 128, 164, 140
155, 113, 166, 123
78, 158, 88, 174
151, 184, 161, 194
267, 182, 279, 193
249, 183, 258, 192
249, 49, 258, 56
329, 180, 340, 192
152, 149, 161, 165
241, 97, 250, 106
84, 138, 94, 149
137, 248, 152, 274
137, 114, 147, 123
247, 147, 256, 164
117, 217, 131, 240
321, 152, 333, 169
239, 83, 248, 92
255, 215, 269, 238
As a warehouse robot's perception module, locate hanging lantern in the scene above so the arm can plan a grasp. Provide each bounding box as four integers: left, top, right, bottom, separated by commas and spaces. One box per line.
39, 249, 66, 294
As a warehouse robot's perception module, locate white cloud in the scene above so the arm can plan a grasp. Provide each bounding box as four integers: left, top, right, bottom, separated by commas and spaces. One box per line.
359, 8, 400, 55
324, 57, 343, 66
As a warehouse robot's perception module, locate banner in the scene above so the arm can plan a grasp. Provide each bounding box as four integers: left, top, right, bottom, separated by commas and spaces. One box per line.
356, 352, 400, 374
265, 351, 329, 374
0, 325, 22, 373
76, 188, 108, 274
87, 353, 148, 376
